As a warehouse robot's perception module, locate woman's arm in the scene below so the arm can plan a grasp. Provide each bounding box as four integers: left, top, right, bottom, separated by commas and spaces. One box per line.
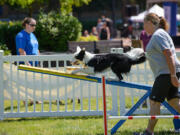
106, 27, 110, 40
18, 48, 26, 55
163, 49, 179, 87
18, 48, 31, 66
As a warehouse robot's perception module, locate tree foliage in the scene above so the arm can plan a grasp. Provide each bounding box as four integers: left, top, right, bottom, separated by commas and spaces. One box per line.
0, 0, 93, 16
0, 0, 46, 8
35, 11, 82, 51
61, 0, 92, 15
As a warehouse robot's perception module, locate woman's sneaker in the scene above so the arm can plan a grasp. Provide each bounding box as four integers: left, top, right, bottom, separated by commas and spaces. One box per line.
133, 130, 154, 135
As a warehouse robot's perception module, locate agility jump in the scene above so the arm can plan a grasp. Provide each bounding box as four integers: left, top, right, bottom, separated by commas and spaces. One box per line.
18, 65, 180, 135
101, 76, 180, 135
109, 115, 180, 120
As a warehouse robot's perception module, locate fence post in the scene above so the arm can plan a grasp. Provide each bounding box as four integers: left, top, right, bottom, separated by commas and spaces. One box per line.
111, 86, 118, 116
0, 50, 4, 120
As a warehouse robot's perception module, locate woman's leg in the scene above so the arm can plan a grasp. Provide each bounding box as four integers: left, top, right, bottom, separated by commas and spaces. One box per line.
147, 99, 161, 133
168, 98, 180, 113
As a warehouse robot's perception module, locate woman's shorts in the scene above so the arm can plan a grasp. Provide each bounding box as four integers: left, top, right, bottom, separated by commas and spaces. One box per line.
149, 73, 180, 103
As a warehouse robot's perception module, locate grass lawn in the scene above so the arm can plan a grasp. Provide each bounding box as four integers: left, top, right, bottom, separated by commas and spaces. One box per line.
0, 116, 176, 135
0, 99, 177, 135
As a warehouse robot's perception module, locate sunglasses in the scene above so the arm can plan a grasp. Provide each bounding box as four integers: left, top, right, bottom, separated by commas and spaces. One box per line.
29, 24, 36, 27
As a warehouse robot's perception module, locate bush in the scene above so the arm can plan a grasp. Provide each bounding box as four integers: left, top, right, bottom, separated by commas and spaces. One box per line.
0, 43, 11, 55
0, 21, 22, 55
36, 11, 82, 52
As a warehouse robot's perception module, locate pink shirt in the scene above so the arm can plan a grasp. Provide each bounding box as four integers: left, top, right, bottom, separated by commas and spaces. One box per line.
140, 30, 151, 51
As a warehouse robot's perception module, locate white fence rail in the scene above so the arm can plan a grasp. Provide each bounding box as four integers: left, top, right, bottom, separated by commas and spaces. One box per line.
1, 50, 179, 120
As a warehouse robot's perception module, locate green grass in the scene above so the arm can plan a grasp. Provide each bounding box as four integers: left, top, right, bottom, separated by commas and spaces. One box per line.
0, 98, 178, 135
0, 117, 176, 135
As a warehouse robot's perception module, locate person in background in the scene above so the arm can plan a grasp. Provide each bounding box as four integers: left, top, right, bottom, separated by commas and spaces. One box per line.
139, 30, 152, 108
99, 22, 110, 40
101, 15, 106, 22
83, 30, 89, 37
96, 18, 103, 34
140, 30, 152, 51
15, 17, 41, 105
137, 13, 180, 135
106, 18, 114, 39
91, 26, 98, 37
16, 17, 40, 66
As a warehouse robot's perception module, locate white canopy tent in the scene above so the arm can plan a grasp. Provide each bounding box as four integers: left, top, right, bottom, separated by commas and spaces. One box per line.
130, 4, 180, 22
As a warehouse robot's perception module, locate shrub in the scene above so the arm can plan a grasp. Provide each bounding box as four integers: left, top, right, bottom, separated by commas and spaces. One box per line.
0, 21, 22, 55
0, 43, 11, 55
36, 11, 82, 52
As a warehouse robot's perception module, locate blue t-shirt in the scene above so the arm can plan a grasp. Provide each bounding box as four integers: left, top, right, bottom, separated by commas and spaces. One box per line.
16, 30, 39, 55
146, 28, 180, 78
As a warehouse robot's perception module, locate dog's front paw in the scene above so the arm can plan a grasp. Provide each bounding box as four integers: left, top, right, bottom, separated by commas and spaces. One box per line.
71, 70, 76, 74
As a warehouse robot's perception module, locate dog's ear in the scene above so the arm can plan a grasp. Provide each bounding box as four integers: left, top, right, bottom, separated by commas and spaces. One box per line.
77, 46, 81, 52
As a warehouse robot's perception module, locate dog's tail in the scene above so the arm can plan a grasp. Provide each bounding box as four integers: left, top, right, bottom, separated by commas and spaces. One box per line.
130, 53, 146, 65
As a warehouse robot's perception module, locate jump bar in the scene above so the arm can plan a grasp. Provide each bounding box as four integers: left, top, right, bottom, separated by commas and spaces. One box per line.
109, 115, 180, 120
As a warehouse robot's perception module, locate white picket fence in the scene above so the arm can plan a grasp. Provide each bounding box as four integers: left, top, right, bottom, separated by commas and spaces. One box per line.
1, 50, 179, 120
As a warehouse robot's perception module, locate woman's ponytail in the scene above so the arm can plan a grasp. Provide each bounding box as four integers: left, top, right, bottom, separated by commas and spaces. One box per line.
159, 17, 169, 31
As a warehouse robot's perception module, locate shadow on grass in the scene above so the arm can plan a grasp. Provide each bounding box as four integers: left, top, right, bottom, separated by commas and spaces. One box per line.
2, 115, 103, 122
4, 99, 81, 111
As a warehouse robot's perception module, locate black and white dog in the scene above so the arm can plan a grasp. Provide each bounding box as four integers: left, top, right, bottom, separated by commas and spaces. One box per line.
71, 46, 146, 81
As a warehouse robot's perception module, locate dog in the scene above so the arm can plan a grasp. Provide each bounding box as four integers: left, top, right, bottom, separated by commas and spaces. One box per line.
71, 46, 146, 81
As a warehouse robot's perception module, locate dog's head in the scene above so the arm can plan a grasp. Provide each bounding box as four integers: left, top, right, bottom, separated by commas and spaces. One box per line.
72, 46, 86, 65
126, 48, 145, 58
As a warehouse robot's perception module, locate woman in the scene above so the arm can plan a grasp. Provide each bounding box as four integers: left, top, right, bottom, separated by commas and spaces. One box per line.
99, 22, 110, 40
15, 17, 40, 105
141, 13, 180, 135
16, 17, 40, 66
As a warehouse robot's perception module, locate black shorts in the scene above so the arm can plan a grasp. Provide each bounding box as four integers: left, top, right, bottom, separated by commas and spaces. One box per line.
150, 73, 180, 103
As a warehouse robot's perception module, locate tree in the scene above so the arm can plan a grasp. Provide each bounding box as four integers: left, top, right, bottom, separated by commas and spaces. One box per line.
60, 0, 92, 15
0, 0, 93, 16
0, 0, 48, 16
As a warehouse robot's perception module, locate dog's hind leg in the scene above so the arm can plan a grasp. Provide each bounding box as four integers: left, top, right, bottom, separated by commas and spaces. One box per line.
110, 63, 123, 81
